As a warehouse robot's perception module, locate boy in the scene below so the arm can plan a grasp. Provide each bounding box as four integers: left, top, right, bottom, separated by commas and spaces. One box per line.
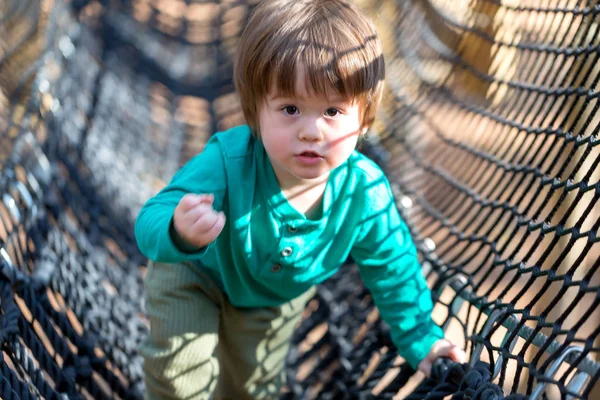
135, 0, 467, 398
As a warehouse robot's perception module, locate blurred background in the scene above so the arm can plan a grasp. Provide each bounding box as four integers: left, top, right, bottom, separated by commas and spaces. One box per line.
1, 0, 599, 398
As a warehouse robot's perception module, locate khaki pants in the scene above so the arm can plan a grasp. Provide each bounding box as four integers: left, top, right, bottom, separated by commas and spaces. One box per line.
140, 261, 315, 400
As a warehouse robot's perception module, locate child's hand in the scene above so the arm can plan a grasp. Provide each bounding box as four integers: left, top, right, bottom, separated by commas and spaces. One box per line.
173, 194, 226, 248
417, 339, 468, 377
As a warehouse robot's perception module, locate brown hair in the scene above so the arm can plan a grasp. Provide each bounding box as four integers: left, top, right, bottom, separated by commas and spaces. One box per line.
234, 0, 385, 135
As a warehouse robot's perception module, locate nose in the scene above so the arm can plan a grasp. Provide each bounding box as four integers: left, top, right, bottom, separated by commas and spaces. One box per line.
298, 117, 324, 142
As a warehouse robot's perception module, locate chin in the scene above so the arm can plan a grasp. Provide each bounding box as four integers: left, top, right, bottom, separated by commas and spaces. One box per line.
283, 162, 332, 181
294, 171, 329, 181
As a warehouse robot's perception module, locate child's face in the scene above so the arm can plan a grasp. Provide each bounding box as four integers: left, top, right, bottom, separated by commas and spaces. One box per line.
258, 74, 363, 189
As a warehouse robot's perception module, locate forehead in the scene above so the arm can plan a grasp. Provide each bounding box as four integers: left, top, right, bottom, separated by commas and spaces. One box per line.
267, 66, 350, 103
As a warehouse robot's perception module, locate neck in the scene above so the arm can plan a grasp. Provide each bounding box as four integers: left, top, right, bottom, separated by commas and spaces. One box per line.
279, 175, 329, 219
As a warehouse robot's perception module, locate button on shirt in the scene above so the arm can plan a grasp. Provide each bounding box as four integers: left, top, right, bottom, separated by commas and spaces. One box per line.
135, 125, 443, 369
271, 263, 281, 273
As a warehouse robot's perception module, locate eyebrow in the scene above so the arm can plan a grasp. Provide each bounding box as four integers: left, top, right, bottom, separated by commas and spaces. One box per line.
268, 93, 350, 103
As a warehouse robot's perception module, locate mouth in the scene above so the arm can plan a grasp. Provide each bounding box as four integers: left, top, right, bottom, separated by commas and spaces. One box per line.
296, 151, 322, 158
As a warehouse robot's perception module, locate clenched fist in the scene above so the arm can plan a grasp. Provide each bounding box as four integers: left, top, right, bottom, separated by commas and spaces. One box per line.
172, 194, 226, 249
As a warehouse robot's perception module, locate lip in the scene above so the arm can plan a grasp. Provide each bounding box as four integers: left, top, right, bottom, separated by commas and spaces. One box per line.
295, 151, 323, 165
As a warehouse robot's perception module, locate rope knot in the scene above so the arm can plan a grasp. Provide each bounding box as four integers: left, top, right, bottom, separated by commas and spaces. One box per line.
460, 361, 492, 392
62, 353, 93, 384
0, 282, 20, 346
473, 382, 504, 400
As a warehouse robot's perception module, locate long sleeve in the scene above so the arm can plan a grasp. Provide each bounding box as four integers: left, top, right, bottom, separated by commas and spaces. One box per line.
134, 136, 227, 263
350, 175, 443, 369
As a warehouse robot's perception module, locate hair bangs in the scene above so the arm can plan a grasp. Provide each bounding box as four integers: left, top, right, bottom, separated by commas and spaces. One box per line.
269, 20, 379, 103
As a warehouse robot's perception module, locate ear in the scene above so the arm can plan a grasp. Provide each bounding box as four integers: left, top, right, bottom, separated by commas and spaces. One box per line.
360, 127, 369, 136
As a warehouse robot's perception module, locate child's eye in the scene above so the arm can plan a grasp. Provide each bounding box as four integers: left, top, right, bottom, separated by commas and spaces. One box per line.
325, 108, 340, 117
283, 106, 298, 115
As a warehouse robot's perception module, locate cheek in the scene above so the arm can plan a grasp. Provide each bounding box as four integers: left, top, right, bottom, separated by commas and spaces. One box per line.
342, 135, 360, 154
328, 127, 360, 149
262, 130, 287, 155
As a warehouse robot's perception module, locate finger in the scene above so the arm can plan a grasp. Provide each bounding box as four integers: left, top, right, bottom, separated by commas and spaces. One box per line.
191, 209, 221, 235
418, 358, 432, 377
196, 193, 214, 205
196, 212, 225, 243
434, 343, 467, 363
178, 194, 214, 211
178, 194, 203, 211
182, 203, 215, 223
449, 346, 468, 363
205, 212, 226, 239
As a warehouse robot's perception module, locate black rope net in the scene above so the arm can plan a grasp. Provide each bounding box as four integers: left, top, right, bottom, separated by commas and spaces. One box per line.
0, 0, 598, 399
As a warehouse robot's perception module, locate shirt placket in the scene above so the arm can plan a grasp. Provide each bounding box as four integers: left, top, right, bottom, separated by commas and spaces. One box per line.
268, 222, 295, 275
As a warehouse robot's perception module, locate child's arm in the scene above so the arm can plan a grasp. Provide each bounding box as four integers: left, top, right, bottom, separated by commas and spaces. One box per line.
134, 137, 227, 263
350, 175, 465, 373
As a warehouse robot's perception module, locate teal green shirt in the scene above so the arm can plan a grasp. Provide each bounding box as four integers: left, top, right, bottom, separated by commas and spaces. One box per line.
135, 125, 444, 368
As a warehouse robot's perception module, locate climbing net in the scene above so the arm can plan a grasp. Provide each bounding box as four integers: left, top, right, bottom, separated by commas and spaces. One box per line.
0, 0, 599, 399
